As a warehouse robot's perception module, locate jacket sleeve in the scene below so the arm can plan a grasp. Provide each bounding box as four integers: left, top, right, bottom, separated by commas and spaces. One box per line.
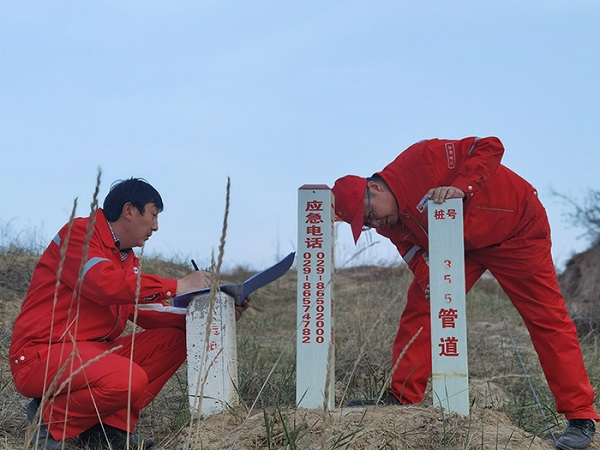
450, 136, 505, 198
81, 256, 178, 306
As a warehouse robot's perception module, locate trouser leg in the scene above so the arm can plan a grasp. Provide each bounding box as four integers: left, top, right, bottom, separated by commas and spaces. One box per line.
14, 327, 186, 439
389, 279, 431, 404
472, 206, 599, 420
102, 327, 187, 433
499, 267, 599, 419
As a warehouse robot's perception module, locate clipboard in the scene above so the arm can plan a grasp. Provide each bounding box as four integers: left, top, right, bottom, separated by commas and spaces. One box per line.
173, 251, 296, 307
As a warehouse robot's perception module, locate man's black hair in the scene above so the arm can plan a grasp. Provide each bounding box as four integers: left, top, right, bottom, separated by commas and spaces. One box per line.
368, 173, 388, 185
103, 178, 164, 222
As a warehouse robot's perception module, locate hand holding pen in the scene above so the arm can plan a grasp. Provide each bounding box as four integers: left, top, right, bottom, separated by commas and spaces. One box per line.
175, 260, 212, 295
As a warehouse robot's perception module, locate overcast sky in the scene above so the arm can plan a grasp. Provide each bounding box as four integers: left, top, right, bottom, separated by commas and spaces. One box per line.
1, 1, 599, 272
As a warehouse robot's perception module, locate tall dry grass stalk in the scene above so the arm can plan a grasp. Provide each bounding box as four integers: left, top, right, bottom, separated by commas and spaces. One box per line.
126, 241, 145, 449
28, 170, 127, 449
26, 349, 75, 450
377, 326, 422, 404
188, 177, 231, 449
40, 196, 77, 443
61, 170, 101, 443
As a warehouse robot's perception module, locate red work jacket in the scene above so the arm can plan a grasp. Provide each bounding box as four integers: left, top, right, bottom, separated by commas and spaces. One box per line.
376, 136, 538, 290
9, 209, 183, 360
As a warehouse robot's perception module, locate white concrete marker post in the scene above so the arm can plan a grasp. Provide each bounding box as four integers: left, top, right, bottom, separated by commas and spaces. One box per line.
296, 185, 335, 410
186, 291, 238, 417
427, 197, 469, 416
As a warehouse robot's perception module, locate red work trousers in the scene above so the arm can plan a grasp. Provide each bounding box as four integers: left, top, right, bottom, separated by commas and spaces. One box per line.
12, 327, 186, 440
390, 199, 600, 420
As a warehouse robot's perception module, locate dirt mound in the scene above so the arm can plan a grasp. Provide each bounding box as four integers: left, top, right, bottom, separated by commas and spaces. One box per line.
188, 405, 555, 449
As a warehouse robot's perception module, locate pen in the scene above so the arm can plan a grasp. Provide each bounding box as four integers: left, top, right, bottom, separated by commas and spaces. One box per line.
191, 259, 199, 271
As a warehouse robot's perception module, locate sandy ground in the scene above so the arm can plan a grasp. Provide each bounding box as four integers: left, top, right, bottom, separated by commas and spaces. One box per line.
187, 404, 560, 450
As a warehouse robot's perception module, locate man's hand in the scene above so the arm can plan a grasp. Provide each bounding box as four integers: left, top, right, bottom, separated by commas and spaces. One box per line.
427, 186, 465, 204
176, 270, 212, 295
235, 298, 250, 321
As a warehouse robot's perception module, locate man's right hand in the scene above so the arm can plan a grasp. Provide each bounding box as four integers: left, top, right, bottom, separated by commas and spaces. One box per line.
177, 271, 212, 295
235, 298, 250, 321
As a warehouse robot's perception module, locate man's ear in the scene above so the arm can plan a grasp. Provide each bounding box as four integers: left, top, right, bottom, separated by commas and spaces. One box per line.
121, 202, 135, 221
367, 180, 386, 193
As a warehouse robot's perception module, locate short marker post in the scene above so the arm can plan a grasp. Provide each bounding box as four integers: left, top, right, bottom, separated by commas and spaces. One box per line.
186, 291, 238, 416
427, 197, 469, 416
296, 185, 335, 410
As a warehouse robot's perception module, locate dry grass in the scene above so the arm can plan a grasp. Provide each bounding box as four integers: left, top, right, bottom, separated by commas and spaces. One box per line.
2, 178, 600, 448
0, 248, 588, 449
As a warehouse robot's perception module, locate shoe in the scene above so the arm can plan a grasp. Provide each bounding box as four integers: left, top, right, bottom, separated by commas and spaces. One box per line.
26, 398, 68, 450
77, 424, 155, 449
346, 391, 402, 407
556, 419, 595, 450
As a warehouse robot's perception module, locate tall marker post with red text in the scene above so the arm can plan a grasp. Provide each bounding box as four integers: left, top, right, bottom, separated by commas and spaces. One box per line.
428, 197, 469, 416
296, 185, 335, 410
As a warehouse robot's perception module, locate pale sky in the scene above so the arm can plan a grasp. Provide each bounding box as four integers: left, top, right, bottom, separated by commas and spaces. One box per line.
1, 1, 599, 272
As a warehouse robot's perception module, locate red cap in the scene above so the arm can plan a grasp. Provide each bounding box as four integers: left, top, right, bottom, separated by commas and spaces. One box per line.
332, 175, 367, 243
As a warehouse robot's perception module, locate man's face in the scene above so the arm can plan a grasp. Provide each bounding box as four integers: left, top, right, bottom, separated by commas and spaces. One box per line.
128, 202, 159, 248
363, 183, 400, 230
